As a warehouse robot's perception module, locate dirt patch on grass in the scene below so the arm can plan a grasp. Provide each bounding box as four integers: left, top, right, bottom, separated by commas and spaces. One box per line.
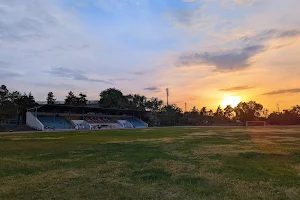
285, 188, 300, 200
277, 137, 300, 142
187, 131, 218, 136
250, 138, 276, 144
232, 180, 280, 199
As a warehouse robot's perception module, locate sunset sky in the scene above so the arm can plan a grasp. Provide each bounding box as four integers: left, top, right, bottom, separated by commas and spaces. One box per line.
0, 0, 299, 111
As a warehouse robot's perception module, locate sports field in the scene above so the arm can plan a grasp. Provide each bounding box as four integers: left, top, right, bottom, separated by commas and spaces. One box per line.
1, 127, 300, 199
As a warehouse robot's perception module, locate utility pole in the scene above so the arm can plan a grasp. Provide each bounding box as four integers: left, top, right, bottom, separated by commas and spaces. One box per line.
185, 102, 187, 113
277, 104, 280, 112
166, 88, 169, 106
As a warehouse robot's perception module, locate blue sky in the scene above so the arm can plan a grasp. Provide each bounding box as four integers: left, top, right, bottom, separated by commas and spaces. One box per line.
1, 0, 300, 111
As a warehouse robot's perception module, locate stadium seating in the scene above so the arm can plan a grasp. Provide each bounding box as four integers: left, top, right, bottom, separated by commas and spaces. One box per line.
38, 116, 73, 130
126, 118, 147, 128
85, 117, 111, 124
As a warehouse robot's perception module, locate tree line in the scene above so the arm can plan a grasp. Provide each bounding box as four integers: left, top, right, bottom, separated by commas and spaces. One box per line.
1, 85, 300, 126
0, 85, 37, 125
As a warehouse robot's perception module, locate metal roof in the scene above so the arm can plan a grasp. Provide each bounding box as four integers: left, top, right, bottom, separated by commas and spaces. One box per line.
29, 104, 148, 114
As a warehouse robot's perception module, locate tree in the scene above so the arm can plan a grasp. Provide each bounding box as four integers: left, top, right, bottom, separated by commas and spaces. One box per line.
234, 101, 263, 123
47, 92, 56, 105
9, 91, 22, 102
182, 106, 200, 125
224, 105, 234, 120
291, 105, 300, 116
14, 92, 37, 124
199, 107, 208, 123
144, 97, 164, 126
99, 88, 128, 109
0, 85, 14, 125
78, 93, 88, 106
267, 105, 300, 125
126, 94, 147, 110
200, 107, 207, 116
146, 97, 163, 112
65, 91, 77, 105
215, 106, 223, 116
262, 109, 269, 119
0, 85, 8, 98
191, 106, 199, 115
214, 106, 225, 124
160, 104, 183, 126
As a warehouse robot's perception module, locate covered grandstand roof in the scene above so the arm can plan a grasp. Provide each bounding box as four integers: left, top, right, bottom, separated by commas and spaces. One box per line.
29, 104, 149, 115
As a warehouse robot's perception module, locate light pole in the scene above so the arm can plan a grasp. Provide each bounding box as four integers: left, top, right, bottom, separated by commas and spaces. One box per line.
166, 88, 169, 106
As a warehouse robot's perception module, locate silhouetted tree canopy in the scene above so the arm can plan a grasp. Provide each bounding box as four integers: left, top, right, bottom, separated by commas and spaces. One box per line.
78, 93, 88, 106
47, 92, 56, 105
99, 88, 128, 109
224, 105, 234, 120
126, 94, 147, 111
234, 101, 263, 122
145, 97, 163, 112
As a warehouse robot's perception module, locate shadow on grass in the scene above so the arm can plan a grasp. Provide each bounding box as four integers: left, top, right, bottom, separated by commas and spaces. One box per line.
209, 151, 300, 187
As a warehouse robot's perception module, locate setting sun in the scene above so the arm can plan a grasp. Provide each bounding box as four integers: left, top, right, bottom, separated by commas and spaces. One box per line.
222, 95, 241, 108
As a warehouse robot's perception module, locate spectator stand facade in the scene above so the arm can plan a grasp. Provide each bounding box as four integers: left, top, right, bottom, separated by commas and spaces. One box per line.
26, 104, 148, 131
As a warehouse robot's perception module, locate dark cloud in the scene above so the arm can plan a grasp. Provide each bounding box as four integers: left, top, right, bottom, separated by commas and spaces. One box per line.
133, 72, 145, 75
132, 71, 146, 75
47, 67, 113, 84
132, 69, 154, 76
263, 88, 300, 95
177, 29, 300, 71
143, 87, 160, 91
220, 86, 254, 91
0, 69, 21, 79
242, 29, 300, 43
278, 30, 300, 38
178, 45, 265, 71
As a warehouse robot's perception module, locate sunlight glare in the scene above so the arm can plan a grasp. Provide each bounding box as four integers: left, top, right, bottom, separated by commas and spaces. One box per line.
222, 95, 241, 108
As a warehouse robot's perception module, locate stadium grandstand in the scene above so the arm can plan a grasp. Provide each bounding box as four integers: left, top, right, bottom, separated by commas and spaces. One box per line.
26, 104, 148, 131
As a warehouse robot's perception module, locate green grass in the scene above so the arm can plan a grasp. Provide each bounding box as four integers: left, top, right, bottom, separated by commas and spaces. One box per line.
1, 127, 300, 199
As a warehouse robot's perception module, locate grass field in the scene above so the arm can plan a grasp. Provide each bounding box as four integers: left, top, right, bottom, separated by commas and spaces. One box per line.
1, 127, 300, 200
